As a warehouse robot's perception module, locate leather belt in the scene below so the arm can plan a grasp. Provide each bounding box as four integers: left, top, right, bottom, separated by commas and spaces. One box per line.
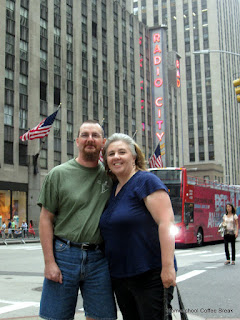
54, 235, 101, 251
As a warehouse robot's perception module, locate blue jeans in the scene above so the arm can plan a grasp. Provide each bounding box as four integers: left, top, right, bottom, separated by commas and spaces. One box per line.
39, 239, 117, 320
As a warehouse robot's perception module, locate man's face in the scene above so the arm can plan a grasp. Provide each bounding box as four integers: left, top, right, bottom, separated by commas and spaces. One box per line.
76, 123, 105, 161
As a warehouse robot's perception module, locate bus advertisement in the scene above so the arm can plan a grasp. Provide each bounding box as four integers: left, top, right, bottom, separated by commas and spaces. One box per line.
149, 167, 240, 246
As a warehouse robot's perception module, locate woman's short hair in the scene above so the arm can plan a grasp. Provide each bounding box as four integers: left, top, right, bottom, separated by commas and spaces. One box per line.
103, 133, 146, 179
225, 203, 236, 214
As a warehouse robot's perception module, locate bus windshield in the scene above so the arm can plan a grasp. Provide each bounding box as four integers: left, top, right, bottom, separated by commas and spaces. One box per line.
150, 169, 183, 223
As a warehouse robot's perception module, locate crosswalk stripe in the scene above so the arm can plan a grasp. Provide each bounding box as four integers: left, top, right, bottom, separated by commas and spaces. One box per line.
201, 252, 224, 257
176, 250, 210, 257
176, 270, 206, 283
0, 301, 39, 315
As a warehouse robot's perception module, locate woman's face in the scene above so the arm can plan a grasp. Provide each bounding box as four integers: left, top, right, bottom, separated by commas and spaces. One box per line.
106, 140, 136, 178
226, 204, 232, 213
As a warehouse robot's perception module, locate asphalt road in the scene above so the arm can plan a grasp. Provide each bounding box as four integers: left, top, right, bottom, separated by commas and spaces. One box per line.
173, 240, 240, 318
0, 239, 239, 319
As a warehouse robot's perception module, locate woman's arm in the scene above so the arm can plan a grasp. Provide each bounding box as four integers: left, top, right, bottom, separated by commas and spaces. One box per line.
235, 216, 238, 238
144, 190, 176, 288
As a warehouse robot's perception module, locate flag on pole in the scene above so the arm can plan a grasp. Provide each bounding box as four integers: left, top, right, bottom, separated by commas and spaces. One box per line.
20, 109, 59, 141
149, 144, 163, 168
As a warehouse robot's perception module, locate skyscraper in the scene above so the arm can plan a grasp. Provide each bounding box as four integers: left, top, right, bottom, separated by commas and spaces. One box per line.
0, 0, 152, 225
130, 0, 240, 184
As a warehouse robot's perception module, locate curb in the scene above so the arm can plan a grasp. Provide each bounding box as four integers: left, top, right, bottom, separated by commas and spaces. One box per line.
0, 238, 40, 245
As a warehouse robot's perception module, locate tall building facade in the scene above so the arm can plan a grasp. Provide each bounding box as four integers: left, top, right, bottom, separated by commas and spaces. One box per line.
0, 0, 154, 226
130, 0, 240, 184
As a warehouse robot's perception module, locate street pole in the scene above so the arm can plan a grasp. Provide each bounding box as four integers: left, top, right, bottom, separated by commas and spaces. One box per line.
193, 49, 240, 57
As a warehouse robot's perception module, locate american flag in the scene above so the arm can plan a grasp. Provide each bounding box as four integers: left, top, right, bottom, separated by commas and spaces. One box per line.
20, 109, 59, 141
149, 144, 163, 168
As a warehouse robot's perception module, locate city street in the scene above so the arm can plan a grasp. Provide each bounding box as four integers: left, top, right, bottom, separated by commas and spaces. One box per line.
0, 240, 239, 319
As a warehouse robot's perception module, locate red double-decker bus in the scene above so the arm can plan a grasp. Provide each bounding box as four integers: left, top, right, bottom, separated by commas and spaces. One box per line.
149, 167, 240, 246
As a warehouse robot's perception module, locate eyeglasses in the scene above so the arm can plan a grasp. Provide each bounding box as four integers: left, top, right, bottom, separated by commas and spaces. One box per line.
79, 133, 102, 140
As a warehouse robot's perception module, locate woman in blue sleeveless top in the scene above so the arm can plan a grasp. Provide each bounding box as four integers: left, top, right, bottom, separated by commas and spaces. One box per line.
100, 133, 177, 320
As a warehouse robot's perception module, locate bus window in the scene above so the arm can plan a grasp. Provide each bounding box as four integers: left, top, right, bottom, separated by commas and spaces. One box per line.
184, 203, 194, 225
171, 198, 182, 223
168, 185, 181, 198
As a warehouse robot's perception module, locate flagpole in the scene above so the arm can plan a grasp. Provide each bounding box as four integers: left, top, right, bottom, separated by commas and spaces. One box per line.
132, 130, 137, 140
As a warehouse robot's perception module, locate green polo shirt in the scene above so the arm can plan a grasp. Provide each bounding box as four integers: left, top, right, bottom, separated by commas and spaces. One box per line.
37, 159, 112, 244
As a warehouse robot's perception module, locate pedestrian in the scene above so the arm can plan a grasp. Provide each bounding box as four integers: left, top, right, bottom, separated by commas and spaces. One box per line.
21, 221, 28, 238
100, 133, 177, 320
14, 228, 22, 238
28, 220, 35, 238
7, 219, 13, 239
11, 219, 16, 232
38, 120, 116, 320
1, 221, 6, 239
223, 203, 238, 265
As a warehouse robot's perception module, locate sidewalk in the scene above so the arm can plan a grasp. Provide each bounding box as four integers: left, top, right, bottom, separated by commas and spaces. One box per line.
0, 237, 40, 245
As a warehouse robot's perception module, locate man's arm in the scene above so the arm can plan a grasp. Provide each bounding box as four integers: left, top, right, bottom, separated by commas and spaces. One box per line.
39, 206, 63, 283
144, 190, 176, 288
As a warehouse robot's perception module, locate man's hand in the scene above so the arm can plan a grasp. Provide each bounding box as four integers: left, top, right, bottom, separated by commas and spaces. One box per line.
44, 261, 63, 283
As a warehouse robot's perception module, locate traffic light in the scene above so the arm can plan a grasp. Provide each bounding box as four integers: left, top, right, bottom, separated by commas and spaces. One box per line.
233, 78, 240, 103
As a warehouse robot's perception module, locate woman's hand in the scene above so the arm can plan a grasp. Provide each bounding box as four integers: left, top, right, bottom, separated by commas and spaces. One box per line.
161, 266, 176, 288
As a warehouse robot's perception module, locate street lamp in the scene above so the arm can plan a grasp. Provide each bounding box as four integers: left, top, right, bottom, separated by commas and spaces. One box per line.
193, 49, 240, 57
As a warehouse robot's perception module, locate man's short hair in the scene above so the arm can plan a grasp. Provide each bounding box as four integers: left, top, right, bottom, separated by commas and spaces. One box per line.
77, 120, 104, 137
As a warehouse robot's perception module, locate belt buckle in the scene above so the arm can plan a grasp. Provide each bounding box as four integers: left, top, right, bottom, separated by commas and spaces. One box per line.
81, 243, 90, 250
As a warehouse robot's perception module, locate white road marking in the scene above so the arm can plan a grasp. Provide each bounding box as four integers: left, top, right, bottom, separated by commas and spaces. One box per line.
201, 252, 225, 257
0, 300, 39, 315
25, 247, 42, 251
176, 270, 206, 283
175, 250, 194, 254
176, 250, 210, 257
0, 245, 42, 251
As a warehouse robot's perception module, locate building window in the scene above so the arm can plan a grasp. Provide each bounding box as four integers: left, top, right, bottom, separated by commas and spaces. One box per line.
5, 53, 15, 70
67, 93, 73, 110
5, 69, 14, 89
4, 105, 14, 126
4, 141, 13, 164
54, 151, 61, 167
19, 109, 28, 129
190, 153, 195, 162
92, 21, 97, 38
19, 143, 28, 166
54, 87, 61, 105
5, 88, 14, 105
40, 149, 47, 169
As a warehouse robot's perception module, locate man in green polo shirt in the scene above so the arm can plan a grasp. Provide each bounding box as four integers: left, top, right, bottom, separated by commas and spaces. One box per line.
38, 120, 116, 320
